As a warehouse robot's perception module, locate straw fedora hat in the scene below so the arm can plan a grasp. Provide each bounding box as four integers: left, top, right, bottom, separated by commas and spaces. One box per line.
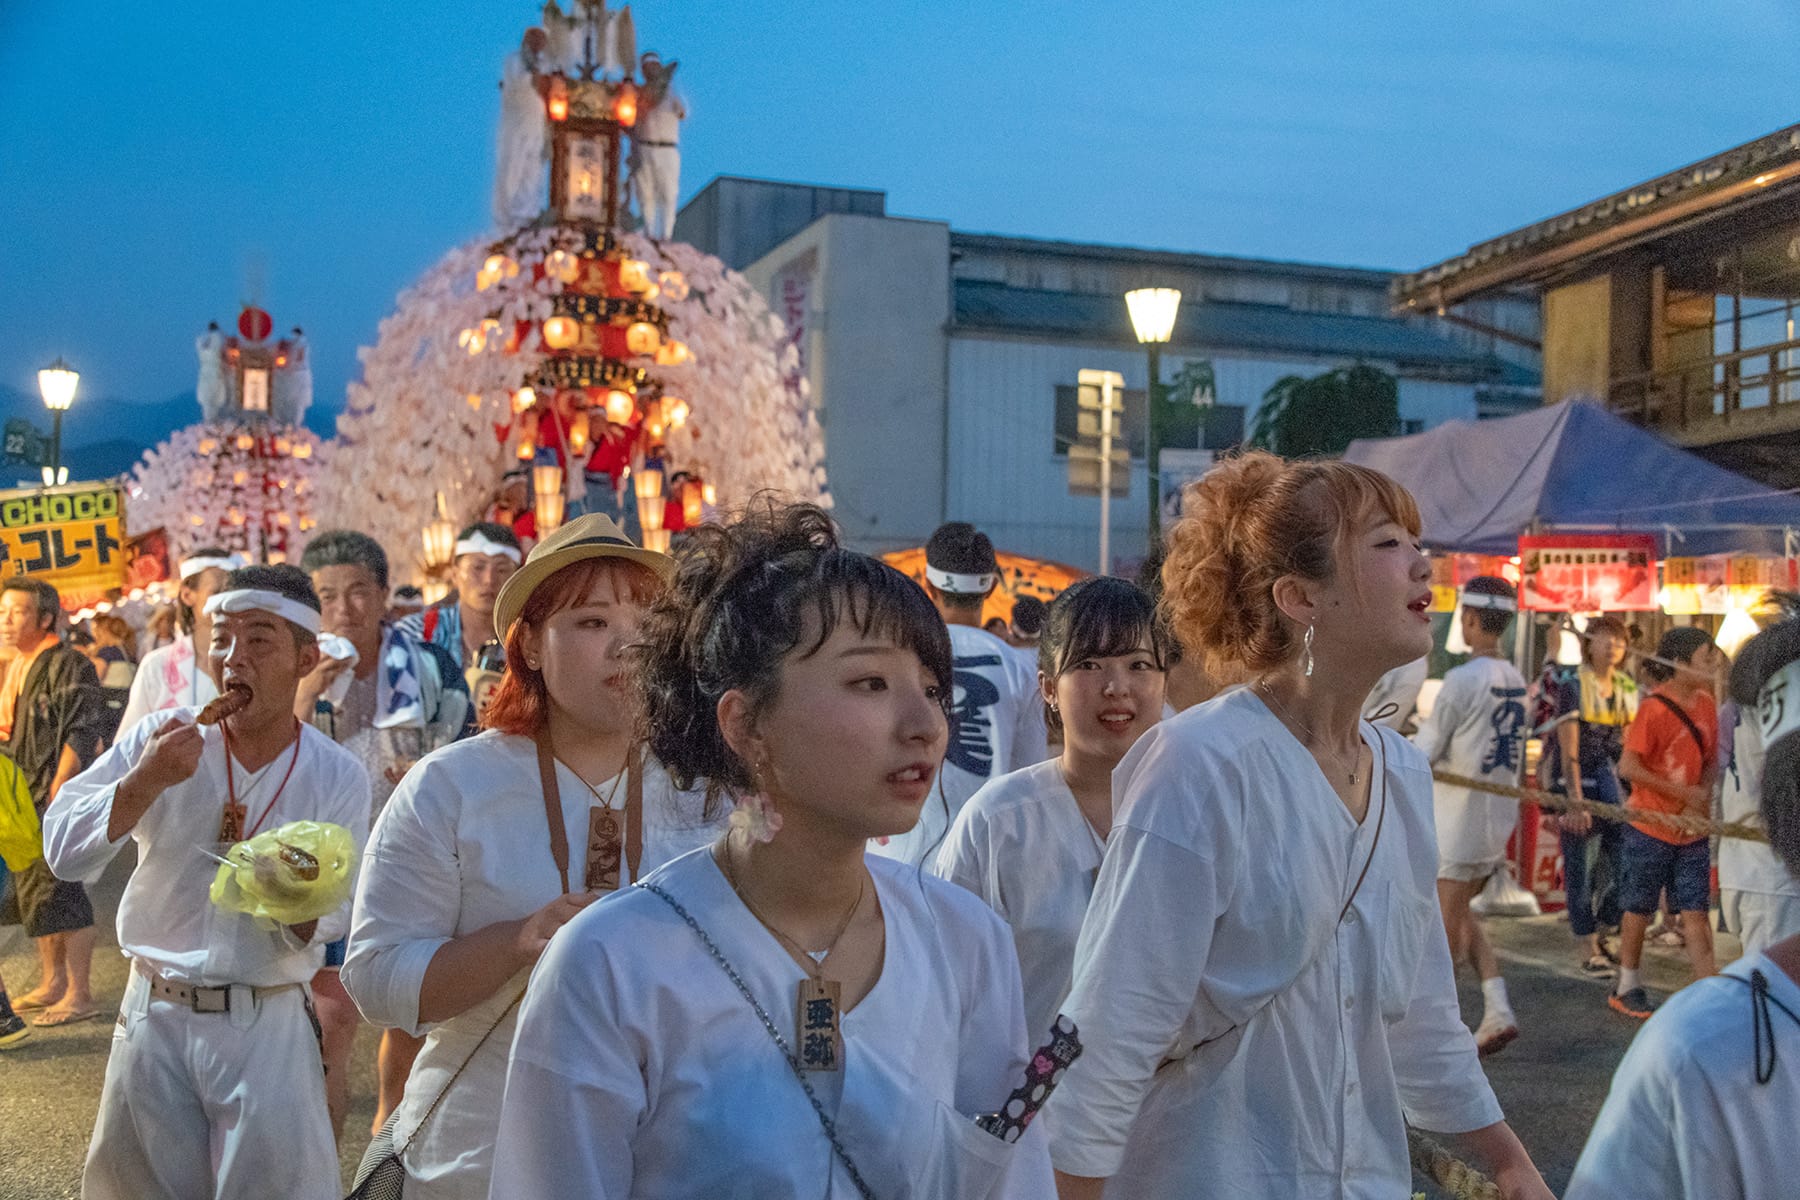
491, 513, 674, 639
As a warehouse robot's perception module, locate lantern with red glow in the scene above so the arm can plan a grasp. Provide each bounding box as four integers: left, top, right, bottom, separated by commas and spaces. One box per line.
617, 259, 653, 295
625, 321, 661, 356
613, 82, 639, 126
653, 340, 690, 366
542, 316, 580, 350
547, 76, 569, 121
604, 388, 636, 424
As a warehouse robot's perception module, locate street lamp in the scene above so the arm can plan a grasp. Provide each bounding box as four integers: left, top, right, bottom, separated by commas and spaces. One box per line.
1125, 288, 1181, 551
36, 357, 78, 487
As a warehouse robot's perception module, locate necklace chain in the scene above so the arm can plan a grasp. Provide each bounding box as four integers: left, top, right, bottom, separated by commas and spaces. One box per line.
1256, 679, 1363, 786
720, 843, 865, 976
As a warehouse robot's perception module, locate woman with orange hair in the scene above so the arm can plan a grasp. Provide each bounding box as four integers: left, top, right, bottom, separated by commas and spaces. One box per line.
341, 514, 721, 1200
1048, 452, 1550, 1199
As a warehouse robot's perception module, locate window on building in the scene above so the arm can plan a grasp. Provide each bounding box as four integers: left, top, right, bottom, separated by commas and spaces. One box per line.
1052, 385, 1244, 458
1659, 220, 1800, 413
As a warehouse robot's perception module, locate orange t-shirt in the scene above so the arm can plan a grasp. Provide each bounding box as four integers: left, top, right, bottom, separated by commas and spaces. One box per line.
1623, 686, 1717, 845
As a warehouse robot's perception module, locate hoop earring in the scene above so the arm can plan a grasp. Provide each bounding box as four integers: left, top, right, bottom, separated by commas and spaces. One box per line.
1301, 623, 1315, 678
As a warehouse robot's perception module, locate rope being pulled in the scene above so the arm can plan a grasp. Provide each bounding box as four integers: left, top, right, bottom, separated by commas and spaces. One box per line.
1408, 1129, 1501, 1200
1432, 770, 1769, 844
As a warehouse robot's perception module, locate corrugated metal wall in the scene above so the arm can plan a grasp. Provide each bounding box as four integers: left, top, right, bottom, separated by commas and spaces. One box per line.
945, 335, 1484, 569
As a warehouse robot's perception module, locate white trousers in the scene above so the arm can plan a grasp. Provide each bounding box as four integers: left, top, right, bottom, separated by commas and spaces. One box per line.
1721, 889, 1800, 959
82, 966, 339, 1200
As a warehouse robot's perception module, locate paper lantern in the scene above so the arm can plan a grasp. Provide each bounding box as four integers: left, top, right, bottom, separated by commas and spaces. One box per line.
653, 339, 690, 366
235, 434, 255, 451
569, 412, 590, 453
517, 437, 536, 461
547, 77, 569, 121
542, 316, 579, 350
533, 464, 566, 535
701, 482, 718, 506
293, 442, 314, 459
682, 483, 703, 527
512, 387, 537, 413
666, 397, 690, 429
612, 82, 638, 126
545, 249, 580, 284
604, 389, 635, 423
625, 321, 661, 355
618, 259, 652, 294
641, 527, 670, 553
658, 270, 689, 301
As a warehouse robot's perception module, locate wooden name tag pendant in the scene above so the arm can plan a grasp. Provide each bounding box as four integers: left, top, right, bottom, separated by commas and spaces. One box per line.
585, 806, 625, 893
218, 802, 246, 845
795, 976, 844, 1073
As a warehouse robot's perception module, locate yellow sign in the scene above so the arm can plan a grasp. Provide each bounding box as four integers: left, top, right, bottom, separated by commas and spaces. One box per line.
0, 484, 128, 603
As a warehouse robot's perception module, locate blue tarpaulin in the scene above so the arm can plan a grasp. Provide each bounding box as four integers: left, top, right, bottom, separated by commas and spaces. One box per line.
1342, 401, 1800, 556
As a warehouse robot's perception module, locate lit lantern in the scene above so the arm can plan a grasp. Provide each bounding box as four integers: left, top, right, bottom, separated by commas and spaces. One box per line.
547, 76, 569, 121
300, 516, 316, 531
634, 464, 665, 533
569, 412, 590, 453
481, 318, 502, 344
682, 482, 704, 527
647, 419, 665, 439
625, 321, 661, 355
232, 470, 248, 486
477, 253, 516, 291
658, 270, 689, 301
277, 512, 292, 527
512, 387, 537, 413
533, 463, 567, 535
274, 436, 292, 455
545, 249, 580, 283
654, 339, 691, 366
702, 482, 718, 506
612, 82, 638, 126
666, 397, 690, 428
198, 437, 218, 455
236, 434, 255, 451
189, 514, 206, 527
517, 437, 536, 461
463, 326, 487, 355
227, 507, 246, 526
542, 316, 580, 349
466, 392, 484, 410
604, 388, 636, 423
617, 258, 652, 294
641, 527, 671, 553
293, 442, 313, 459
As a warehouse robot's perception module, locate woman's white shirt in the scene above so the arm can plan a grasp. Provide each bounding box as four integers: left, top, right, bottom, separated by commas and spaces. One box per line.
1565, 952, 1800, 1200
490, 846, 1056, 1199
934, 757, 1105, 1044
1047, 687, 1501, 1198
341, 731, 722, 1200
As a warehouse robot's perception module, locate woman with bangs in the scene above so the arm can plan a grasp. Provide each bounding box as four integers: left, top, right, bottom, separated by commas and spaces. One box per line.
935, 577, 1168, 1044
1049, 452, 1550, 1199
492, 502, 1055, 1198
341, 515, 721, 1200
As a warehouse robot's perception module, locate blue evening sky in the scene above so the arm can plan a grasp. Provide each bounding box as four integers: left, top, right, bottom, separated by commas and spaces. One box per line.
3, 1, 1795, 428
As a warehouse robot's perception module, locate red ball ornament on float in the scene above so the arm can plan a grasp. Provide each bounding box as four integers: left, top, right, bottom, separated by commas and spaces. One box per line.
238, 307, 274, 342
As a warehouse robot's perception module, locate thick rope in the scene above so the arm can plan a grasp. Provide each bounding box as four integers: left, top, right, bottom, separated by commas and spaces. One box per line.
1408, 1129, 1501, 1200
1433, 769, 1768, 844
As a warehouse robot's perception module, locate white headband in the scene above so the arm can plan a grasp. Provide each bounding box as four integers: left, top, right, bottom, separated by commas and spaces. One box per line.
204, 589, 323, 635
924, 566, 995, 594
1758, 659, 1800, 747
179, 553, 243, 581
454, 534, 523, 564
1461, 592, 1518, 612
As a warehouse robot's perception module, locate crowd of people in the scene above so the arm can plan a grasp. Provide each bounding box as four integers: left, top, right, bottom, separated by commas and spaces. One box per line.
0, 448, 1793, 1199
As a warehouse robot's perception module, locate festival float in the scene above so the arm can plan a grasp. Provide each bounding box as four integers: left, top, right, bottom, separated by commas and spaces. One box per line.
127, 307, 325, 563
320, 1, 827, 582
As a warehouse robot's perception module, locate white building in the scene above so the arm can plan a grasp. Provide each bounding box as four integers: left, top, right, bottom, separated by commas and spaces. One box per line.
677, 177, 1540, 569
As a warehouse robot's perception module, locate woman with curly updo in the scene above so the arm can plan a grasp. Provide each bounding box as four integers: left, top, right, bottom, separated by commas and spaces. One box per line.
1048, 452, 1550, 1199
492, 502, 1054, 1198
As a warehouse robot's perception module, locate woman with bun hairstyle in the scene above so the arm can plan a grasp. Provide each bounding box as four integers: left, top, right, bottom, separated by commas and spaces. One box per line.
491, 502, 1054, 1198
341, 514, 719, 1200
1566, 614, 1800, 1199
935, 576, 1169, 1044
1048, 452, 1550, 1199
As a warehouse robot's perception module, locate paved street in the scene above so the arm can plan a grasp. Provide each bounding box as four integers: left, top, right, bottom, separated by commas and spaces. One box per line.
1, 851, 1734, 1199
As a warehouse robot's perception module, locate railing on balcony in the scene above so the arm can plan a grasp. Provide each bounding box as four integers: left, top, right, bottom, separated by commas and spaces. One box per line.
1609, 336, 1800, 438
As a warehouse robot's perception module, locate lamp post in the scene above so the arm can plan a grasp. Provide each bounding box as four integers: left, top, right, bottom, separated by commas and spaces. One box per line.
36, 357, 79, 487
1125, 288, 1181, 552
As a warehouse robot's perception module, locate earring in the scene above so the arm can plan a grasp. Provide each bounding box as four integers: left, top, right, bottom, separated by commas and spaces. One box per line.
1301, 624, 1315, 678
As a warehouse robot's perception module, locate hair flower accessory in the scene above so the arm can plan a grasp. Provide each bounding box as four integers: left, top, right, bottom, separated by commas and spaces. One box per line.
727, 791, 783, 846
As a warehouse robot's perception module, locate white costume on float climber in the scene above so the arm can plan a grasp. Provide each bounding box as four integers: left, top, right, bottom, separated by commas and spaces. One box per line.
630, 53, 685, 240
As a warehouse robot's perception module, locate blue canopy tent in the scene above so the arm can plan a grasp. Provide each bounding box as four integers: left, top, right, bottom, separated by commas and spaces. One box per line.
1342, 401, 1800, 557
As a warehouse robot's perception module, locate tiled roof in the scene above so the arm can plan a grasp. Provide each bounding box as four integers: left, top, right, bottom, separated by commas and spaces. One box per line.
953, 279, 1520, 377
1394, 124, 1800, 309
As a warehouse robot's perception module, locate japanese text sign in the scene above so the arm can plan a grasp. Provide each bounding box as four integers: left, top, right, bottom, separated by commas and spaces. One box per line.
0, 484, 127, 603
1519, 533, 1657, 612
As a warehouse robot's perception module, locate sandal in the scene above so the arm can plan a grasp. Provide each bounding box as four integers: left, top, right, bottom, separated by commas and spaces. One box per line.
1580, 954, 1617, 977
31, 1007, 100, 1028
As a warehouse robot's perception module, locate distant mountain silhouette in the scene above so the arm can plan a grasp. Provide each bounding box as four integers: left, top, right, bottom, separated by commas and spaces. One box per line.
0, 384, 341, 483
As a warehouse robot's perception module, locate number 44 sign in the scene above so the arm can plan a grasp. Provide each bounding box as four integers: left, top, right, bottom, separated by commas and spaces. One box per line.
0, 484, 127, 602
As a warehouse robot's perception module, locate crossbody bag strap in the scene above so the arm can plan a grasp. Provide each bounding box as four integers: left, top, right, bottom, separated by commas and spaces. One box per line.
1339, 724, 1390, 924
638, 880, 879, 1200
1646, 692, 1710, 762
536, 733, 571, 893
395, 987, 528, 1157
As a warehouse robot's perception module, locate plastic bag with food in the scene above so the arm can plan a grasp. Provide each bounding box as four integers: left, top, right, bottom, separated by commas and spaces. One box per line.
209, 820, 358, 929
